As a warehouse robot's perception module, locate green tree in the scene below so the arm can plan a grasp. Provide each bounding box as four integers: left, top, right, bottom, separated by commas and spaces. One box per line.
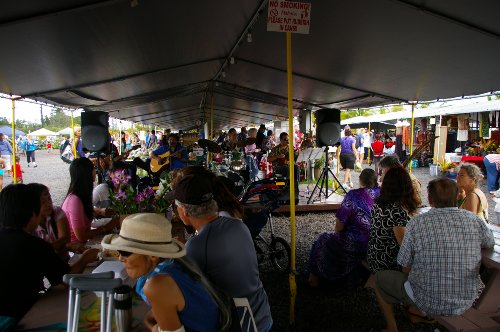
390, 105, 404, 112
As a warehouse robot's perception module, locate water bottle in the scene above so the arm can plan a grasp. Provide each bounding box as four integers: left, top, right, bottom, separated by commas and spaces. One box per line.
114, 285, 132, 332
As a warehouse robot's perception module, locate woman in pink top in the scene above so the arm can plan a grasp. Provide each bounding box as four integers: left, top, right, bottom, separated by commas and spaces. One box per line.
62, 158, 115, 251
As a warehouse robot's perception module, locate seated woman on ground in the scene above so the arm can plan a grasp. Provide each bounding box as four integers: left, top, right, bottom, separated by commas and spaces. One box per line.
457, 162, 489, 223
63, 158, 117, 252
0, 184, 98, 321
307, 169, 380, 288
102, 213, 232, 332
367, 167, 418, 273
28, 183, 70, 261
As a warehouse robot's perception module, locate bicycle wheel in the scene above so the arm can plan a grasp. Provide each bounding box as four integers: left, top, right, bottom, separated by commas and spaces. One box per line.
254, 239, 265, 265
270, 237, 291, 272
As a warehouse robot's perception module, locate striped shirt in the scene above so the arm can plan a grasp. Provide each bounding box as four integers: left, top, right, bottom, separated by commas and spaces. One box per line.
484, 153, 500, 170
398, 207, 495, 315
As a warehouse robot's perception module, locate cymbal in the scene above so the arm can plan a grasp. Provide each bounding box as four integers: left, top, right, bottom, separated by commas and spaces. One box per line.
236, 137, 257, 147
198, 139, 222, 153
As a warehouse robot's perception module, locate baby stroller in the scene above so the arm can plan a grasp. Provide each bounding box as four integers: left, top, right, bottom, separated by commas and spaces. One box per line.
240, 177, 292, 272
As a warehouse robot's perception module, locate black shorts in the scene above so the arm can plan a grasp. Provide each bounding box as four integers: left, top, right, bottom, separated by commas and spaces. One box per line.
340, 152, 355, 170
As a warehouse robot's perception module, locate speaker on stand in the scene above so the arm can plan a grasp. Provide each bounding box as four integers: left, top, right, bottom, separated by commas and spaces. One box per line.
308, 108, 346, 204
81, 111, 110, 153
82, 111, 110, 183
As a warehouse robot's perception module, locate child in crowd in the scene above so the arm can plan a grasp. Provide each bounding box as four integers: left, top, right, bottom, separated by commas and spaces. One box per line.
11, 156, 23, 183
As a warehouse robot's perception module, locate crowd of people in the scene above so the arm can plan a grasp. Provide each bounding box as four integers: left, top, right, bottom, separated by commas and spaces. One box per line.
0, 120, 498, 332
306, 153, 495, 331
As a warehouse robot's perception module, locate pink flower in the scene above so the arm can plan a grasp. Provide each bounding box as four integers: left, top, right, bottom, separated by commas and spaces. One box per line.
116, 189, 127, 201
112, 169, 131, 187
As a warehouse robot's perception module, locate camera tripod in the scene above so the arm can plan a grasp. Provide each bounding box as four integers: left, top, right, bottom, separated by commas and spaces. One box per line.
307, 147, 346, 204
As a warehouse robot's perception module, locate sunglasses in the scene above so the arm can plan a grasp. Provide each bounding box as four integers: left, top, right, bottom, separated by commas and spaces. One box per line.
117, 250, 133, 257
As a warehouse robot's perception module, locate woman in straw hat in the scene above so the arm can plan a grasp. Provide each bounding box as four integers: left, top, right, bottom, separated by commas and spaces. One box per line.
102, 213, 232, 332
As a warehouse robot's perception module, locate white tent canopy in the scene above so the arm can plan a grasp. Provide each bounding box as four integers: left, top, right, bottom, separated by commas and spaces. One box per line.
57, 127, 73, 135
28, 128, 60, 137
341, 98, 500, 126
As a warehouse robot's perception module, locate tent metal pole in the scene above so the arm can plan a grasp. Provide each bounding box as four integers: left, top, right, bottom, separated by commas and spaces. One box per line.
209, 93, 214, 162
11, 99, 18, 183
71, 111, 77, 158
367, 122, 372, 164
286, 31, 297, 326
409, 102, 416, 172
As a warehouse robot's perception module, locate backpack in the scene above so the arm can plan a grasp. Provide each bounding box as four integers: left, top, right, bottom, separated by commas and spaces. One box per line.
60, 140, 74, 164
355, 134, 363, 149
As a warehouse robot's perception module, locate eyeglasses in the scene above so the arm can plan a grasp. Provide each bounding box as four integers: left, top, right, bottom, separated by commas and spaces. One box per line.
117, 250, 133, 257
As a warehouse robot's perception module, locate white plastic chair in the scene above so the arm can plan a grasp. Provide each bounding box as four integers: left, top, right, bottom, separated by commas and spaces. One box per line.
233, 297, 258, 332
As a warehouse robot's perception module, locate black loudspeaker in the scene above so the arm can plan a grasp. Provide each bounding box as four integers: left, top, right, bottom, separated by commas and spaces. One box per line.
81, 111, 109, 153
316, 108, 341, 146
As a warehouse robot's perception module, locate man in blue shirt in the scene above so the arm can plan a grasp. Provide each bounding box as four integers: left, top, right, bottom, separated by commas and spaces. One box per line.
172, 174, 273, 332
0, 133, 13, 176
151, 133, 188, 172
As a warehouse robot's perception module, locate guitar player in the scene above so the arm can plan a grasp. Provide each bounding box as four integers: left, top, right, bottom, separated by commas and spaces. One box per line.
151, 133, 188, 171
267, 132, 300, 191
133, 133, 188, 176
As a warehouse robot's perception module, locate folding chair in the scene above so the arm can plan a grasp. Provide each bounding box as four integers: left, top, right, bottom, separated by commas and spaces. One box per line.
233, 298, 258, 332
63, 272, 122, 332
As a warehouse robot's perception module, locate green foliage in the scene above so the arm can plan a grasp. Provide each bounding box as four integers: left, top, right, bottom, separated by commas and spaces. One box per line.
43, 108, 80, 131
0, 108, 81, 134
340, 108, 375, 120
390, 105, 404, 112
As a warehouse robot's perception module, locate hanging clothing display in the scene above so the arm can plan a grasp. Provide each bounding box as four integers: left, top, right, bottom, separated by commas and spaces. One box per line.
457, 130, 468, 142
457, 114, 469, 142
457, 114, 469, 130
402, 125, 411, 146
480, 112, 490, 138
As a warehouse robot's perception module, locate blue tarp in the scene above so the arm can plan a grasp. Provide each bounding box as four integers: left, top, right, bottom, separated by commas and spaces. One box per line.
0, 126, 26, 137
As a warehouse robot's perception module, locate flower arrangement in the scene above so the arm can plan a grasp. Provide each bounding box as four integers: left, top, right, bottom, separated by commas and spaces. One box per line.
483, 140, 497, 153
108, 169, 170, 215
437, 158, 456, 173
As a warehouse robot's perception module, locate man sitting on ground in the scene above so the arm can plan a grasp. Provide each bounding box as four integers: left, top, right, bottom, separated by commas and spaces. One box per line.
374, 178, 494, 332
172, 174, 273, 332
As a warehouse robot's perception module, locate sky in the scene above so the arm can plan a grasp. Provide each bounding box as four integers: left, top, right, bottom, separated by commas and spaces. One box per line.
0, 95, 81, 123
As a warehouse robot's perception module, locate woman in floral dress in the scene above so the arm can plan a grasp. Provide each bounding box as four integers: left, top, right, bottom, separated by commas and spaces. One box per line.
308, 169, 380, 288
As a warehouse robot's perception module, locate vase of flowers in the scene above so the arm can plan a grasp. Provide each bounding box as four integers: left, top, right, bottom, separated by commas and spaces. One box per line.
108, 169, 171, 223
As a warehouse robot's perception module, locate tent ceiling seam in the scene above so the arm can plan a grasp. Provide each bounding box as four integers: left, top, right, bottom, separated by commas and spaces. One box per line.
238, 58, 406, 103
393, 0, 500, 41
25, 58, 222, 98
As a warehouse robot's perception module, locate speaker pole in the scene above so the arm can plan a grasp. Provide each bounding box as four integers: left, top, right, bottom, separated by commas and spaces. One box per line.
307, 147, 346, 204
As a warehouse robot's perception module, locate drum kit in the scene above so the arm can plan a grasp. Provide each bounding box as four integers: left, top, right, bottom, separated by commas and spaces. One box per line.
198, 138, 256, 195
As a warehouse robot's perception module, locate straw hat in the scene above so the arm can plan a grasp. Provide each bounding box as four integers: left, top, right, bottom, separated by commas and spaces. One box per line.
101, 213, 185, 258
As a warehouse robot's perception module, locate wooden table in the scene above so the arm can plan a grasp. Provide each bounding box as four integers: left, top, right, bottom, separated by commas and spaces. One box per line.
476, 224, 500, 312
435, 224, 500, 331
18, 264, 149, 331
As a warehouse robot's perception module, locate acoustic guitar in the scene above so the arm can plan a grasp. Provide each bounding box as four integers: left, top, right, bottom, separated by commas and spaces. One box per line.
150, 145, 192, 173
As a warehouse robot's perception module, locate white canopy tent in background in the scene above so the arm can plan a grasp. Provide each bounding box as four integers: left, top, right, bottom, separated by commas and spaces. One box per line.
57, 127, 73, 135
341, 98, 500, 127
28, 128, 59, 137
